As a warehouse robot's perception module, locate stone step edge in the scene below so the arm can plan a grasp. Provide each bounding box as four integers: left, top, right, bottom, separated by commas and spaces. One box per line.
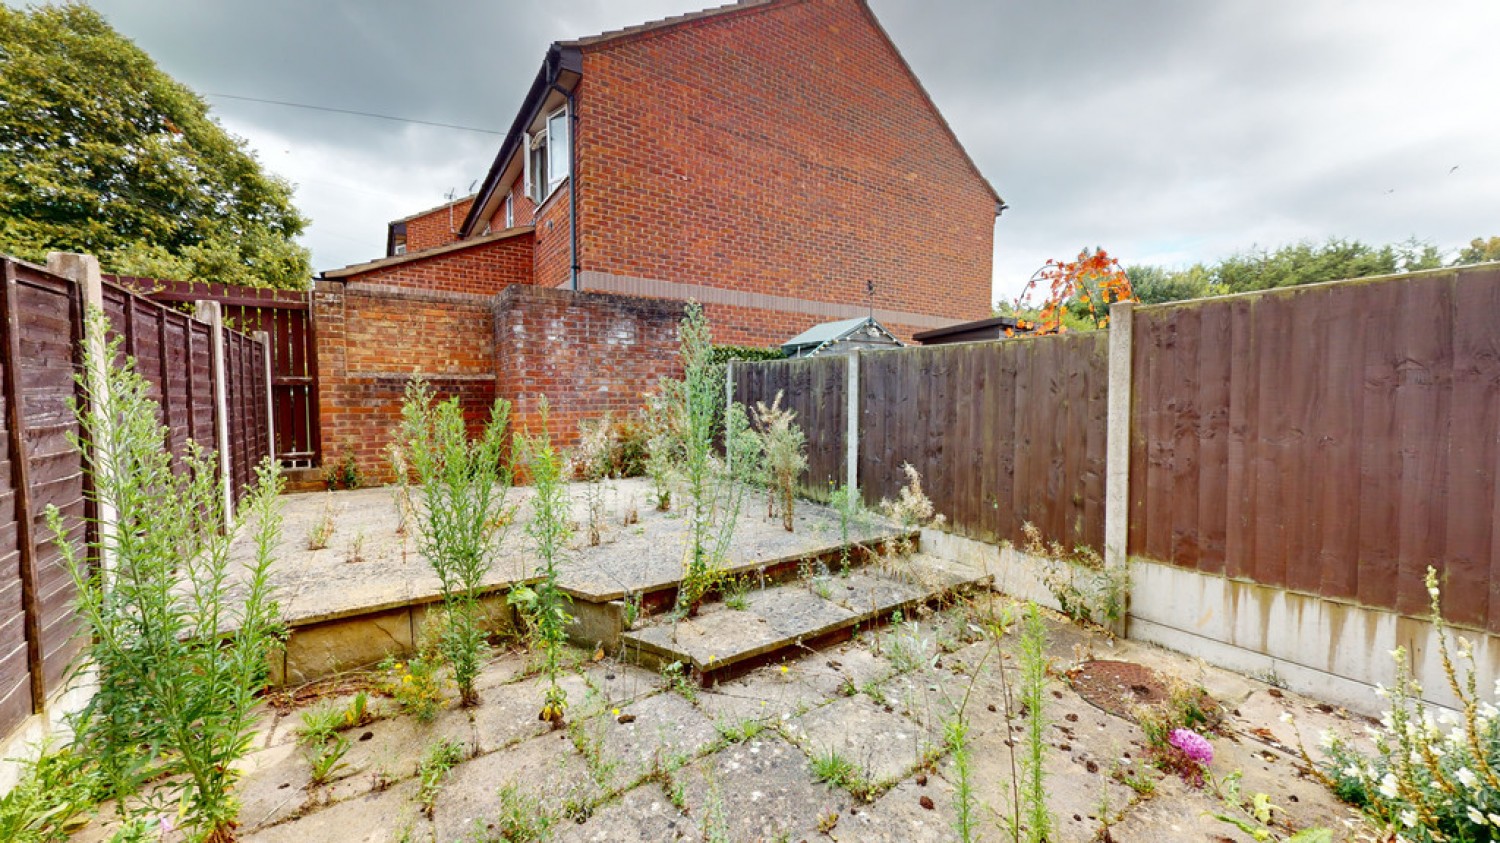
558, 528, 921, 606
618, 561, 993, 680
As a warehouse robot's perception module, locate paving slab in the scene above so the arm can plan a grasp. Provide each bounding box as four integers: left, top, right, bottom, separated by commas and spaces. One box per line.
431, 731, 601, 842
782, 694, 935, 787
471, 671, 590, 754
556, 782, 694, 842
674, 735, 840, 843
832, 774, 959, 842
582, 692, 720, 791
242, 779, 431, 843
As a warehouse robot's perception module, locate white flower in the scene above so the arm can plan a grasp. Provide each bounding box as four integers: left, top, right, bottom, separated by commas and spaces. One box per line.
1343, 764, 1362, 779
1400, 809, 1418, 827
1379, 773, 1400, 800
1458, 767, 1478, 788
1468, 804, 1487, 824
1319, 729, 1336, 749
1280, 712, 1294, 724
1489, 812, 1500, 827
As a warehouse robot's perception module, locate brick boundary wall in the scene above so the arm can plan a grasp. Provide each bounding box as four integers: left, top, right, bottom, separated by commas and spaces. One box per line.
495, 285, 684, 448
312, 279, 499, 483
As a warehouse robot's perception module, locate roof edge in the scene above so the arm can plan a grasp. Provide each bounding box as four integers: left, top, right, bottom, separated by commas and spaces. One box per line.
561, 0, 780, 51
911, 314, 1020, 341
853, 0, 1003, 208
459, 45, 582, 238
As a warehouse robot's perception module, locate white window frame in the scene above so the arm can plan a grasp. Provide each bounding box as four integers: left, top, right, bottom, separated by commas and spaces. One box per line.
504, 194, 514, 229
545, 104, 569, 198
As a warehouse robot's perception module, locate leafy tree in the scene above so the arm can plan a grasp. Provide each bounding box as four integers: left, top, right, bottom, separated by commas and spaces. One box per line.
1455, 236, 1500, 265
0, 3, 311, 288
1124, 264, 1213, 305
1212, 237, 1440, 293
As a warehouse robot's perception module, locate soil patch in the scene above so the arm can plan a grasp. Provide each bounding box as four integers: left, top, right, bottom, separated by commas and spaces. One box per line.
1069, 659, 1217, 723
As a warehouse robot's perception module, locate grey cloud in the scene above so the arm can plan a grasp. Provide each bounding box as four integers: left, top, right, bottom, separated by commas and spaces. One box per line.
29, 0, 1500, 296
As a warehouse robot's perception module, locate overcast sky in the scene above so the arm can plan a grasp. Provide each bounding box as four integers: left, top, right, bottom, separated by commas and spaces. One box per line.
54, 0, 1500, 302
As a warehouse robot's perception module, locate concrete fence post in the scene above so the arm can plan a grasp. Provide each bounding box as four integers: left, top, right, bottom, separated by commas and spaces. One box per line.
252, 331, 276, 466
195, 301, 235, 527
1104, 300, 1135, 637
845, 352, 859, 491
47, 253, 116, 575
724, 361, 734, 475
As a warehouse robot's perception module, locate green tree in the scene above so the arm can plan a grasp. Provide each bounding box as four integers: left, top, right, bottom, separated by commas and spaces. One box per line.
1454, 236, 1500, 265
1212, 237, 1440, 293
0, 3, 311, 288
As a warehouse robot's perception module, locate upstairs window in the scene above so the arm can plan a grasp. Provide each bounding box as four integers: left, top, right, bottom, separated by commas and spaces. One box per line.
504, 194, 514, 229
525, 103, 569, 205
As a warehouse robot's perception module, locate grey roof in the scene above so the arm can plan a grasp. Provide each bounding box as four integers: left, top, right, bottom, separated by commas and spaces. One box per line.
781, 316, 873, 351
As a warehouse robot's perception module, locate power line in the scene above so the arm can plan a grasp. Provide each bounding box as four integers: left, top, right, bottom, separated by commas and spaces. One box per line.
203, 92, 502, 135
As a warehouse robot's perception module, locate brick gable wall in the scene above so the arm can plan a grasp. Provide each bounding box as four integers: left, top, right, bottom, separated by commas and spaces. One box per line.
570, 0, 996, 344
402, 196, 476, 252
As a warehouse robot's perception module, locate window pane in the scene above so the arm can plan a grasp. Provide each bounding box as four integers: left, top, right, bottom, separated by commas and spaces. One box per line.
531, 143, 548, 203
547, 108, 568, 191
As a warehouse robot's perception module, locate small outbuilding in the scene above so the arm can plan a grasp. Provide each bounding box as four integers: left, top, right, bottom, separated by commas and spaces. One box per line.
781, 316, 904, 358
913, 315, 1030, 346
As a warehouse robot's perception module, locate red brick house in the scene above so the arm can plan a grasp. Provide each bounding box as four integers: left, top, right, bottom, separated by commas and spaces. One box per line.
330, 0, 1002, 341
313, 0, 1003, 476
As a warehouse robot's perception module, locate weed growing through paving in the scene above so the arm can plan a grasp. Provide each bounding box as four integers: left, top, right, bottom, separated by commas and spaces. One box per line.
665, 302, 763, 616
0, 743, 99, 843
641, 388, 681, 512
307, 491, 337, 550
323, 440, 363, 490
722, 573, 751, 610
1017, 603, 1053, 842
829, 482, 867, 575
1210, 770, 1333, 842
878, 463, 944, 562
1022, 521, 1129, 633
415, 738, 467, 818
508, 398, 575, 727
398, 378, 513, 707
751, 390, 808, 532
883, 610, 936, 674
810, 747, 874, 800
572, 412, 614, 546
1317, 566, 1500, 841
47, 315, 286, 841
378, 651, 447, 723
476, 784, 557, 842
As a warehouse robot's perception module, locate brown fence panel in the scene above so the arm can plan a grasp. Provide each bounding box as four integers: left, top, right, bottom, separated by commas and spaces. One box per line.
1129, 265, 1500, 632
730, 356, 846, 501
223, 330, 271, 502
1, 260, 88, 719
109, 276, 317, 467
855, 335, 1108, 552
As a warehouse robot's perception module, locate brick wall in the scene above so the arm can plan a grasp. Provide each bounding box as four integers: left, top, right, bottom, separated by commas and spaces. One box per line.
346, 230, 535, 296
495, 285, 683, 447
403, 196, 475, 252
565, 0, 997, 344
532, 187, 573, 289
313, 279, 499, 482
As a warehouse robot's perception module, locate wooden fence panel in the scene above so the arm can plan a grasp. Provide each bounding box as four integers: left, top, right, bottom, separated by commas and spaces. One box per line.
730, 355, 846, 500
109, 276, 317, 467
5, 261, 87, 707
1129, 266, 1500, 632
0, 257, 275, 746
845, 334, 1107, 552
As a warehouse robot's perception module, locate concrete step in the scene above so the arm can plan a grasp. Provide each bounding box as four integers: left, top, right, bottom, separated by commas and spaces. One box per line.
618, 553, 991, 685
561, 527, 917, 650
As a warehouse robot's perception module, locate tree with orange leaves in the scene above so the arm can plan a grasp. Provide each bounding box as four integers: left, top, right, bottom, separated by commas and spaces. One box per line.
1008, 247, 1135, 336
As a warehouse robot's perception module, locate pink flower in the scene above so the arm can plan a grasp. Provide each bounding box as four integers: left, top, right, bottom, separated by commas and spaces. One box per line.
1168, 728, 1213, 766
